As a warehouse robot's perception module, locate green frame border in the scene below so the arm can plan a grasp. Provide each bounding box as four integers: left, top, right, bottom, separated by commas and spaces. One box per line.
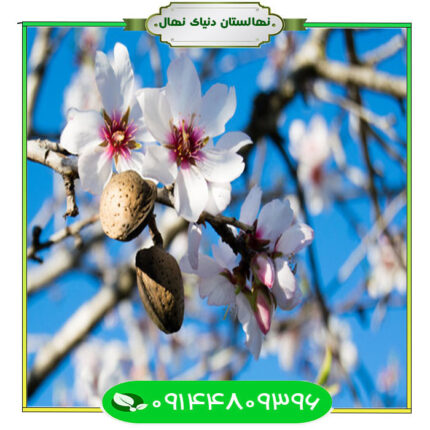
21, 20, 412, 415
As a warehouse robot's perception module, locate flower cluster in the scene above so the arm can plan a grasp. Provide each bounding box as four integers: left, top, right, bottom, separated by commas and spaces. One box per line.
181, 186, 314, 358
61, 42, 314, 359
61, 43, 251, 223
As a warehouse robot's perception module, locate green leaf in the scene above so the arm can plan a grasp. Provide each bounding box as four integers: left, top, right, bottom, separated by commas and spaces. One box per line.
113, 393, 135, 408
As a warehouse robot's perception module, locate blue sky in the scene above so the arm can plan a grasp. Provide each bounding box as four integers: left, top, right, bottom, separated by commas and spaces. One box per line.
26, 26, 408, 408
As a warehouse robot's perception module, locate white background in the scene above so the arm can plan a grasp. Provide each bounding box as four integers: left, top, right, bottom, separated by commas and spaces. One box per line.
1, 0, 426, 428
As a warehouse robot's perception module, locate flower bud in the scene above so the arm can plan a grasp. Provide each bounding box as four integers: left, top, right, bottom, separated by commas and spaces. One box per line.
254, 287, 273, 335
252, 253, 275, 289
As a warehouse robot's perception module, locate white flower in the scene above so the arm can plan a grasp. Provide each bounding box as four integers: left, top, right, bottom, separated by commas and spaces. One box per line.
137, 55, 252, 222
310, 316, 358, 375
240, 186, 313, 310
367, 235, 406, 298
60, 43, 154, 194
289, 115, 339, 214
78, 27, 104, 55
181, 186, 313, 359
181, 237, 267, 359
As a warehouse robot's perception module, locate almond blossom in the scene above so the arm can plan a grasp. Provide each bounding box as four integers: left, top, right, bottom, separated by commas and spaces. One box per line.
137, 55, 252, 222
367, 235, 406, 298
60, 43, 154, 194
181, 186, 313, 358
289, 115, 340, 214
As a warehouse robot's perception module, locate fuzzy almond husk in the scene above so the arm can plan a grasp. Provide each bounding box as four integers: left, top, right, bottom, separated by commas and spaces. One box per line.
135, 245, 184, 334
100, 171, 156, 241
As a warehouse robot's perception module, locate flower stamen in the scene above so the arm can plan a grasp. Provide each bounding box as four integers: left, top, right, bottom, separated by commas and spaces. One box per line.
99, 108, 137, 166
166, 116, 208, 167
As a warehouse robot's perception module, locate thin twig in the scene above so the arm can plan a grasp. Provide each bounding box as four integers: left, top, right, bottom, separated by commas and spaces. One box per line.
147, 212, 163, 247
27, 214, 99, 261
344, 29, 406, 270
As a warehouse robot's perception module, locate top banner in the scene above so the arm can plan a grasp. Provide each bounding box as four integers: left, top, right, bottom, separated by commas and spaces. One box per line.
124, 2, 306, 47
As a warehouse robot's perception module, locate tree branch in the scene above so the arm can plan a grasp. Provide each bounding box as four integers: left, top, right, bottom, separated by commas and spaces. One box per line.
27, 266, 135, 398
27, 214, 99, 261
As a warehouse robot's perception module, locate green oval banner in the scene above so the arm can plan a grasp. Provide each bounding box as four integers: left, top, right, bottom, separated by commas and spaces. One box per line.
102, 381, 332, 423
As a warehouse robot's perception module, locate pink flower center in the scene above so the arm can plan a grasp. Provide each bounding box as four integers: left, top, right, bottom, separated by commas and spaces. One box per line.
99, 109, 139, 165
310, 165, 324, 185
166, 116, 208, 167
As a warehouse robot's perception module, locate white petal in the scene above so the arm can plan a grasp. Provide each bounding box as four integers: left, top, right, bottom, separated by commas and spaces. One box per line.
95, 50, 121, 115
196, 254, 223, 278
129, 100, 156, 143
307, 188, 325, 215
137, 88, 172, 143
257, 199, 294, 244
240, 185, 262, 225
200, 275, 236, 306
174, 166, 208, 222
272, 258, 300, 310
310, 115, 329, 145
196, 149, 244, 183
395, 269, 407, 293
60, 109, 103, 154
199, 84, 236, 137
116, 150, 146, 176
112, 43, 134, 111
180, 253, 220, 278
78, 146, 112, 194
288, 119, 306, 161
304, 116, 330, 166
204, 182, 231, 216
187, 223, 202, 270
215, 131, 253, 153
141, 145, 177, 184
166, 55, 201, 121
277, 223, 314, 255
212, 240, 237, 270
236, 294, 263, 359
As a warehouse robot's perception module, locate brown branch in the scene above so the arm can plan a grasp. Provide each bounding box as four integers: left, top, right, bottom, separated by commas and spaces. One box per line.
315, 59, 406, 98
27, 214, 99, 261
27, 28, 54, 134
366, 125, 407, 170
27, 139, 78, 177
363, 34, 405, 66
344, 29, 406, 271
156, 187, 254, 258
27, 28, 70, 135
27, 232, 104, 295
312, 82, 400, 141
27, 139, 79, 219
27, 266, 136, 398
147, 212, 163, 247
